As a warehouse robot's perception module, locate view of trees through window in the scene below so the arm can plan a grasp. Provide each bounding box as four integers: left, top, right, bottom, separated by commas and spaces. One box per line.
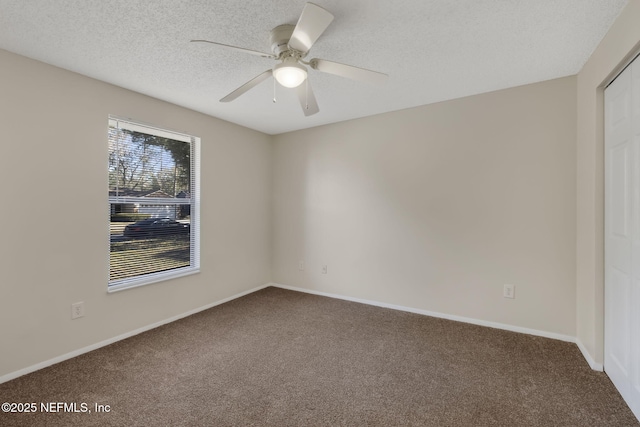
108, 119, 198, 290
108, 129, 191, 197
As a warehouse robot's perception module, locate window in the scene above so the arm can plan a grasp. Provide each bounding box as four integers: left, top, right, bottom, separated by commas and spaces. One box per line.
108, 117, 200, 291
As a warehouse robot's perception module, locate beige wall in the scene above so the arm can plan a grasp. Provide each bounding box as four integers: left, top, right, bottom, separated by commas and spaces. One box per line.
576, 0, 640, 366
0, 49, 272, 378
272, 77, 577, 337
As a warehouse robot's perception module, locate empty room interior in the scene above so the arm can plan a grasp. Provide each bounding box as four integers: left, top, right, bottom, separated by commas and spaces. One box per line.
1, 0, 640, 425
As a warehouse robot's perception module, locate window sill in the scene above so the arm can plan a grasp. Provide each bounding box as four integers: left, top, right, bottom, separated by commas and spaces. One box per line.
107, 268, 200, 293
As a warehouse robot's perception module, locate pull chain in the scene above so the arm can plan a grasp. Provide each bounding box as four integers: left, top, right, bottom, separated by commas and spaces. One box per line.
305, 78, 309, 110
273, 77, 277, 103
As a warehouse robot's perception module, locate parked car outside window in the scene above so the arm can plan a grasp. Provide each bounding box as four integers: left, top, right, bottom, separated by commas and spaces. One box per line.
123, 218, 190, 238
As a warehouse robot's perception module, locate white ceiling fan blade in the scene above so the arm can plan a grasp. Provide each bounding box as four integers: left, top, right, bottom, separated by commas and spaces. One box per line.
220, 70, 273, 102
288, 3, 334, 54
295, 81, 319, 116
310, 59, 388, 85
191, 40, 275, 59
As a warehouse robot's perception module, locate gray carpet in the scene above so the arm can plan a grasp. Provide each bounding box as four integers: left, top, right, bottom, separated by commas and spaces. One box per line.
0, 287, 637, 426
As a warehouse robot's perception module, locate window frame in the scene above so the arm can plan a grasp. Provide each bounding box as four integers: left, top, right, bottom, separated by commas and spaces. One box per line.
107, 116, 200, 292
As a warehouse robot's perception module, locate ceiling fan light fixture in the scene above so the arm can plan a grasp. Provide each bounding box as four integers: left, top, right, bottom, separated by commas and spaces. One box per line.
273, 59, 307, 88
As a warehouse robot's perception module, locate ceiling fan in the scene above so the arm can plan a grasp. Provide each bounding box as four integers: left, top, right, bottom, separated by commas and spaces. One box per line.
191, 2, 388, 116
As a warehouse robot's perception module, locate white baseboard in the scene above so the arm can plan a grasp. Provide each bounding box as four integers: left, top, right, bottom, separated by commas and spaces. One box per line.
0, 283, 271, 385
575, 338, 604, 371
269, 282, 578, 343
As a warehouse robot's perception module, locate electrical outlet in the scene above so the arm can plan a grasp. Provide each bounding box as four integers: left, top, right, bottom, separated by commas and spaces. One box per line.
503, 284, 515, 299
299, 260, 305, 271
71, 302, 85, 319
322, 265, 327, 274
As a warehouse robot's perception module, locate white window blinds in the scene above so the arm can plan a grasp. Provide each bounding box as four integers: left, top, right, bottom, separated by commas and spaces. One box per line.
108, 117, 200, 291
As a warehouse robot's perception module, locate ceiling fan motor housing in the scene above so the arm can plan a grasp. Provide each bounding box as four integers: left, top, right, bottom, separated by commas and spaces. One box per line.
270, 24, 298, 58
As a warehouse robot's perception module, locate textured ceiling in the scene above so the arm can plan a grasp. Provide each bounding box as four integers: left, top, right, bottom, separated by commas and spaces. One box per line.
0, 0, 629, 134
